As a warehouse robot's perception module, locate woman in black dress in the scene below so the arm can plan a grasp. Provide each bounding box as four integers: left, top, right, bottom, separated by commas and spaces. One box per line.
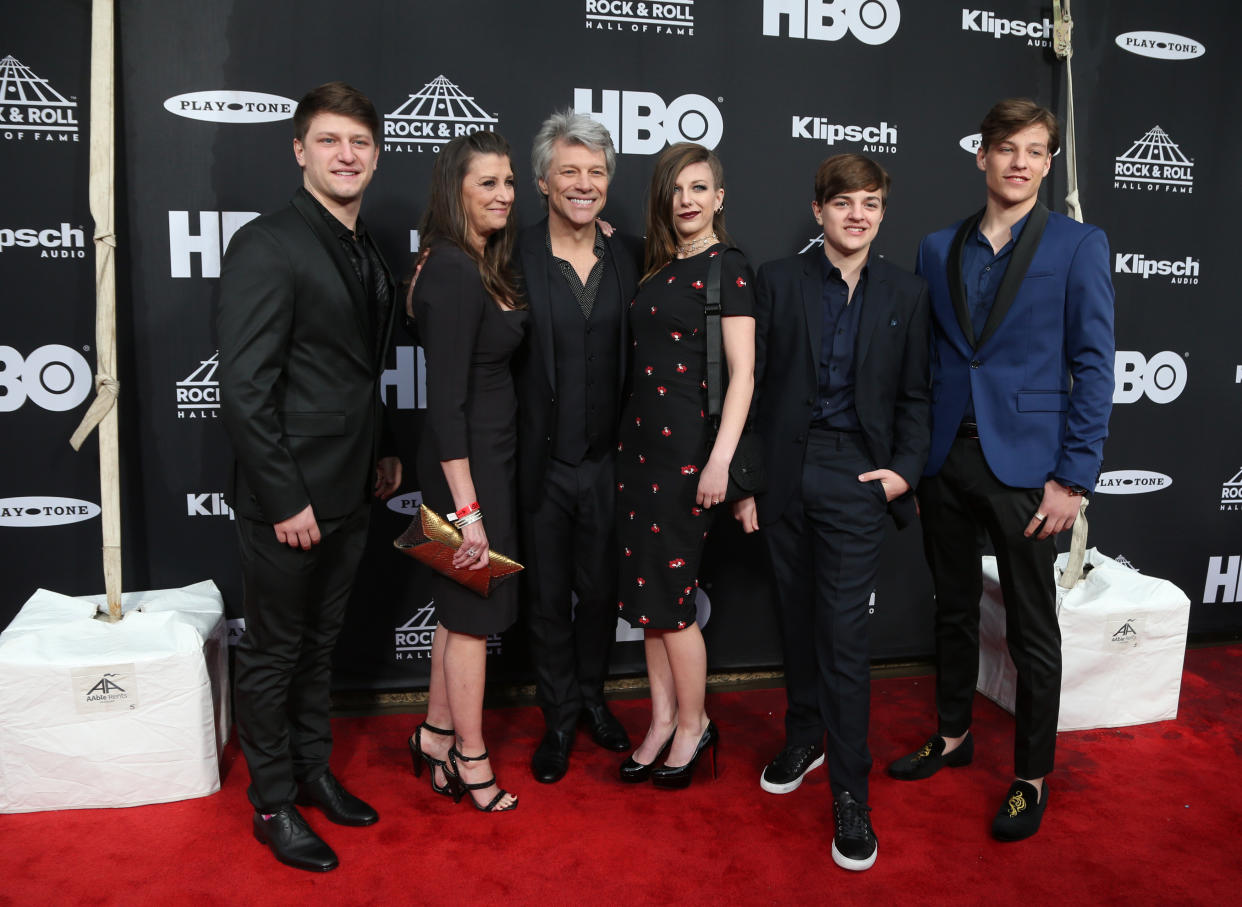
616, 143, 755, 787
406, 132, 526, 812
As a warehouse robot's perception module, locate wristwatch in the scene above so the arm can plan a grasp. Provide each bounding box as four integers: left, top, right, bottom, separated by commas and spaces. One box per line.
1055, 478, 1089, 497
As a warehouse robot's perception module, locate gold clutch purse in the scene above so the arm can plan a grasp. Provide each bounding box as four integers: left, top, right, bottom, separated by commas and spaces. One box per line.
393, 504, 523, 598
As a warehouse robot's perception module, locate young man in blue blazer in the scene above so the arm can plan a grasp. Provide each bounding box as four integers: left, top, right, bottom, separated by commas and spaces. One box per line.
888, 99, 1115, 842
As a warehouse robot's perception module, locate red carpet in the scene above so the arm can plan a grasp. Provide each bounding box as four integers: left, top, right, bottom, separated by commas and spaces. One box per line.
3, 646, 1240, 905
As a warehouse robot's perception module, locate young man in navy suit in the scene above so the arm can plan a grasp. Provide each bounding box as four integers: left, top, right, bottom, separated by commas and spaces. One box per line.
735, 154, 930, 871
888, 99, 1115, 842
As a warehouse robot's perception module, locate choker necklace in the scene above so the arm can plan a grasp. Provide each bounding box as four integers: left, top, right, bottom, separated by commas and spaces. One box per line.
677, 232, 718, 257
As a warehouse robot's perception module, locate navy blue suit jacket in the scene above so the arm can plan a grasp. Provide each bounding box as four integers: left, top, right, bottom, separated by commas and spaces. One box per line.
916, 204, 1115, 491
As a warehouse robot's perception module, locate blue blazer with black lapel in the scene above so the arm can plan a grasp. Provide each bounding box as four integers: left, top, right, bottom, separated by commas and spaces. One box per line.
916, 203, 1115, 492
512, 219, 643, 512
751, 249, 931, 530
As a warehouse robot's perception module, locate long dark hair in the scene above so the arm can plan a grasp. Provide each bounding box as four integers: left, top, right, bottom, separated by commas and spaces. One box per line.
417, 130, 523, 308
641, 142, 732, 284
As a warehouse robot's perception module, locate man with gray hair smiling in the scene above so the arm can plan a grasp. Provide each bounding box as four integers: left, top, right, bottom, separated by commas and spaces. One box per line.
514, 111, 643, 783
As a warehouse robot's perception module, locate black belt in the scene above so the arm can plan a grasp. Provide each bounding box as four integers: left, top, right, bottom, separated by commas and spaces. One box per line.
957, 421, 980, 439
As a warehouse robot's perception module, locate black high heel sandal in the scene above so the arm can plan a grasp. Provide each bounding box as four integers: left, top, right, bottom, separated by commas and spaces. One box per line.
409, 722, 460, 798
447, 746, 518, 812
651, 721, 719, 790
619, 732, 676, 784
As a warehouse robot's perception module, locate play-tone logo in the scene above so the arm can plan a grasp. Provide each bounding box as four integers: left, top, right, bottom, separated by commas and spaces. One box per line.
792, 117, 896, 153
176, 351, 220, 418
395, 602, 501, 659
0, 496, 101, 528
585, 0, 695, 35
958, 133, 1061, 157
574, 88, 722, 154
1094, 470, 1171, 495
163, 90, 296, 123
0, 223, 86, 259
1113, 350, 1187, 405
1222, 467, 1242, 512
386, 490, 424, 516
1114, 126, 1194, 194
960, 8, 1052, 47
384, 75, 498, 154
763, 0, 901, 45
0, 55, 79, 142
1114, 252, 1199, 285
1115, 31, 1204, 60
1203, 555, 1241, 604
0, 344, 92, 412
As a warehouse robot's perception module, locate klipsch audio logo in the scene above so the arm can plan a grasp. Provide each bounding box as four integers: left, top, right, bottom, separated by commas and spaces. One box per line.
1113, 351, 1187, 404
164, 90, 296, 123
0, 344, 92, 412
791, 117, 897, 154
1114, 252, 1199, 285
395, 602, 501, 660
1114, 126, 1194, 193
763, 0, 900, 45
1115, 31, 1204, 61
1094, 470, 1171, 495
574, 88, 722, 154
0, 496, 100, 528
187, 493, 233, 520
1222, 467, 1242, 512
169, 211, 259, 278
383, 75, 498, 154
0, 223, 86, 259
176, 352, 220, 418
0, 55, 79, 142
1204, 555, 1241, 604
960, 9, 1052, 47
73, 664, 138, 713
585, 1, 695, 35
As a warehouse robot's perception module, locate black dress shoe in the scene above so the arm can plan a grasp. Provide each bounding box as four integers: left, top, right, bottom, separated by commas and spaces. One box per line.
991, 779, 1048, 841
295, 771, 379, 826
581, 704, 631, 752
887, 731, 973, 781
531, 729, 572, 783
252, 806, 338, 872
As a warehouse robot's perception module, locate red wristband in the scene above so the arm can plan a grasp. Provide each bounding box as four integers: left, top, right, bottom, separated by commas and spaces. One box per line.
454, 501, 479, 519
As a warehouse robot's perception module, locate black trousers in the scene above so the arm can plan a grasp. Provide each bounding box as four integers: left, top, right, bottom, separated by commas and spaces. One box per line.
233, 504, 369, 812
522, 453, 619, 733
763, 429, 889, 802
919, 437, 1060, 779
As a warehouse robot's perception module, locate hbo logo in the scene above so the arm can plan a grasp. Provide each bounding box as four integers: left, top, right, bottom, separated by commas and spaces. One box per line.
0, 344, 92, 412
1113, 350, 1187, 404
762, 0, 902, 45
574, 88, 723, 155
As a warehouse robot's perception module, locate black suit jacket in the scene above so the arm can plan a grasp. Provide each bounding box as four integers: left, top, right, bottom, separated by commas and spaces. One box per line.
217, 190, 397, 523
512, 219, 643, 511
752, 250, 931, 529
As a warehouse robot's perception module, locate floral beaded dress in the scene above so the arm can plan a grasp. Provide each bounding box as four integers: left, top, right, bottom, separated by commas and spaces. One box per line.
616, 245, 754, 630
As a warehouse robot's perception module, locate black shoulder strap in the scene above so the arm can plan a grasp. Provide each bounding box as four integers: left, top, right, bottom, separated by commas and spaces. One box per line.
705, 246, 739, 421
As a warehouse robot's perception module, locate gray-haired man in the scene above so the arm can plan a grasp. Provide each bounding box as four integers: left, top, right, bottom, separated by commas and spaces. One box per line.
513, 111, 643, 782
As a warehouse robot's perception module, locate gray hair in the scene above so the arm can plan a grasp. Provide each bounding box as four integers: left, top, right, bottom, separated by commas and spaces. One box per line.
530, 110, 617, 201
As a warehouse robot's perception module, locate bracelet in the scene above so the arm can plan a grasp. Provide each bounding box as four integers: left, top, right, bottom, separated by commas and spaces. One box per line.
453, 509, 484, 530
454, 501, 479, 519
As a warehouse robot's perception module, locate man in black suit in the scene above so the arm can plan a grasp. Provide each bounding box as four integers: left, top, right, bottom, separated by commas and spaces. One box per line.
513, 111, 643, 782
734, 154, 930, 871
217, 82, 401, 872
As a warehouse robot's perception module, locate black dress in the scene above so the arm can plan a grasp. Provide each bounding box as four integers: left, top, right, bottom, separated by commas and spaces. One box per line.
617, 245, 755, 630
412, 243, 528, 635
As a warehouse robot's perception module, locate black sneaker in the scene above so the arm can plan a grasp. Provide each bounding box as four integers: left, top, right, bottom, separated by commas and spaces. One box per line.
991, 779, 1048, 842
759, 742, 825, 794
831, 791, 877, 871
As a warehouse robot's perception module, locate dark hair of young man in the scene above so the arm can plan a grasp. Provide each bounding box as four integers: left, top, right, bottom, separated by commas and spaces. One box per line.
293, 81, 381, 144
814, 153, 892, 208
978, 98, 1061, 155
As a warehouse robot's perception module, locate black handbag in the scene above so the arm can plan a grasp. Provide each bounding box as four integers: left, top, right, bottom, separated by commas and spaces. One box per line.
705, 249, 766, 502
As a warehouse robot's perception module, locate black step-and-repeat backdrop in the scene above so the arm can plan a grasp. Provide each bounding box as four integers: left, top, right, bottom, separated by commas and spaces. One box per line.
3, 1, 1239, 690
